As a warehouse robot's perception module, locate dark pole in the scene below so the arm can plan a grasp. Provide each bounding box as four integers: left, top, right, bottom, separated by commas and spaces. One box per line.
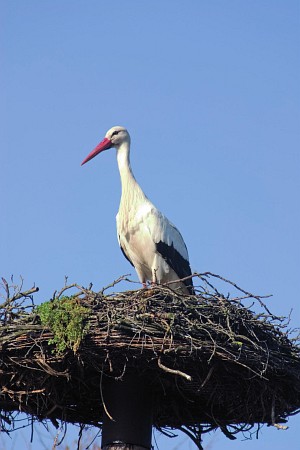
101, 373, 153, 450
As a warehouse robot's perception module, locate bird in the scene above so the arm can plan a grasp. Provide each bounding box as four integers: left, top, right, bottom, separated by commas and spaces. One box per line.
81, 126, 194, 295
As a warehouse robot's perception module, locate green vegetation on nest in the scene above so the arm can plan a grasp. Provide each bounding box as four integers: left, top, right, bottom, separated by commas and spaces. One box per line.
36, 296, 90, 353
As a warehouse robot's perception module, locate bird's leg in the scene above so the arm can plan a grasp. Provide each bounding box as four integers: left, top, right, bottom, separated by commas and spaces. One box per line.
142, 282, 147, 289
152, 268, 158, 284
151, 269, 159, 288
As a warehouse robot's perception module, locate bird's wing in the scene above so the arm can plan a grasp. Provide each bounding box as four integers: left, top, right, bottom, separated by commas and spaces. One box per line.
146, 208, 194, 292
119, 235, 135, 267
116, 216, 135, 267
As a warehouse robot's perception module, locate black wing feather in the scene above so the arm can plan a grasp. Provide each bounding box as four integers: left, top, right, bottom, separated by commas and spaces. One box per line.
156, 241, 194, 294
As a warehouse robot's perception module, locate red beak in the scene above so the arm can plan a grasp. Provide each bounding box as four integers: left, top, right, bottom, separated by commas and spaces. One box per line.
81, 137, 112, 166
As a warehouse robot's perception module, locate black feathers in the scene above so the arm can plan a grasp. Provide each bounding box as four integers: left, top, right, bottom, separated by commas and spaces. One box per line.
156, 241, 194, 294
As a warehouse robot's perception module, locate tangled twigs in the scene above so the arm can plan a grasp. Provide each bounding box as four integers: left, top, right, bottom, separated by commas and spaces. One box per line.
0, 277, 39, 327
195, 271, 274, 310
0, 275, 299, 449
0, 277, 39, 308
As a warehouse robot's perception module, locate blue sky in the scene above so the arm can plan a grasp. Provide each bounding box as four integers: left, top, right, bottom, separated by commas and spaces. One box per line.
1, 1, 299, 449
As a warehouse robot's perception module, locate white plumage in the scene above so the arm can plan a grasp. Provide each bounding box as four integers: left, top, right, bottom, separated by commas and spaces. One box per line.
81, 126, 194, 294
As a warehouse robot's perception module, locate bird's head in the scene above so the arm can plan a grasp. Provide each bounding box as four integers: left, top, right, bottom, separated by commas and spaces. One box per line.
81, 126, 130, 166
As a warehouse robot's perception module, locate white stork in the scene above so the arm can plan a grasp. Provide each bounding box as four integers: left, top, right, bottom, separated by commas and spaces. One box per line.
81, 126, 194, 295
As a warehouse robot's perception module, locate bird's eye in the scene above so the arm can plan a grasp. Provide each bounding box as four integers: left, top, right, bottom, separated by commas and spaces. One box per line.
111, 130, 119, 137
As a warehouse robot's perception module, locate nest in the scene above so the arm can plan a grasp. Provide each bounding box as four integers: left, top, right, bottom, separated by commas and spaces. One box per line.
0, 274, 300, 448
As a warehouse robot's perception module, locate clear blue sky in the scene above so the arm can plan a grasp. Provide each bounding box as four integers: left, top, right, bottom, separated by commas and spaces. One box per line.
1, 1, 299, 449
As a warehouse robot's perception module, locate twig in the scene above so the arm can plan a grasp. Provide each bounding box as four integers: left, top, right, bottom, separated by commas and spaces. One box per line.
158, 357, 192, 381
100, 274, 132, 294
198, 272, 273, 312
99, 368, 115, 422
273, 423, 288, 430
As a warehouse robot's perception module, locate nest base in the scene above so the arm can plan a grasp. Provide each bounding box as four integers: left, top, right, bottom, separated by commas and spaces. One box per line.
1, 275, 299, 448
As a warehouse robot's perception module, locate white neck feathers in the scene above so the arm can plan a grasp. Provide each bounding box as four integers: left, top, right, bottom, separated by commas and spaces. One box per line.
116, 142, 148, 208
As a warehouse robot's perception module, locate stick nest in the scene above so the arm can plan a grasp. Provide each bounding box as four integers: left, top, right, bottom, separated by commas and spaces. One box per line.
0, 274, 300, 446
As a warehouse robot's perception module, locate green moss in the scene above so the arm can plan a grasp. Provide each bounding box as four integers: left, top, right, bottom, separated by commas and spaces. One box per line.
36, 296, 90, 354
